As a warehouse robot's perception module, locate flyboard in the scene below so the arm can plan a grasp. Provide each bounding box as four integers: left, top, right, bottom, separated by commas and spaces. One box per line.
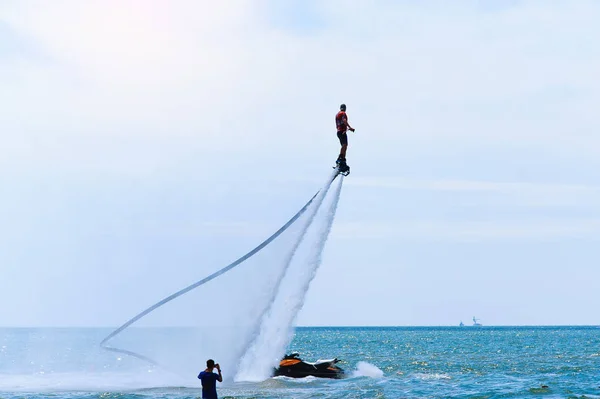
333, 160, 350, 176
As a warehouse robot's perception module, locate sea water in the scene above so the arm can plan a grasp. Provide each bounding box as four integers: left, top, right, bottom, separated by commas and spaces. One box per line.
1, 326, 599, 398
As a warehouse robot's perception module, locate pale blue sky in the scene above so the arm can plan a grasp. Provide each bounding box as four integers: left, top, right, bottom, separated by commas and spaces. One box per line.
1, 1, 599, 327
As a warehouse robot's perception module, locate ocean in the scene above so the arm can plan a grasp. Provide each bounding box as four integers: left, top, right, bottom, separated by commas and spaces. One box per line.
1, 326, 598, 399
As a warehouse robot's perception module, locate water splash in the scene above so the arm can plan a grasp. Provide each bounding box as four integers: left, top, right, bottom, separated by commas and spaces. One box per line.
98, 169, 343, 382
352, 361, 385, 378
229, 170, 339, 378
235, 176, 345, 381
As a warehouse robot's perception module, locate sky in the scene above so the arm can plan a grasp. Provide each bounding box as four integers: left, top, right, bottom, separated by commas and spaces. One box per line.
1, 0, 599, 327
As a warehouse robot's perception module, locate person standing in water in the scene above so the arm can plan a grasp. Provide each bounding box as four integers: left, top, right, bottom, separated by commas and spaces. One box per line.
198, 359, 222, 399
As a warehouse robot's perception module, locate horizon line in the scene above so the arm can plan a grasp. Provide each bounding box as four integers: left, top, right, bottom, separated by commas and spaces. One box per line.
1, 324, 598, 329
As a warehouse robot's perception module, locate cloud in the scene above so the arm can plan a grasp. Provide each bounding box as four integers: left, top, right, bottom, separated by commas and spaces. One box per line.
332, 218, 600, 241
344, 177, 600, 207
0, 1, 289, 175
2, 0, 600, 177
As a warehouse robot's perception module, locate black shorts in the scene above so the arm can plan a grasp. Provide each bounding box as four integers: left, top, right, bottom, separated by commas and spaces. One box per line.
337, 131, 348, 146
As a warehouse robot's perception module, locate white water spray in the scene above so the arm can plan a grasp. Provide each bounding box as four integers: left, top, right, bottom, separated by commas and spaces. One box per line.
98, 168, 346, 386
235, 175, 344, 381
352, 361, 384, 378
227, 169, 339, 378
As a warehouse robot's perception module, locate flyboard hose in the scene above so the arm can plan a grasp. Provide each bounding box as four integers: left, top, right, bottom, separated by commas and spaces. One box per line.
100, 171, 343, 365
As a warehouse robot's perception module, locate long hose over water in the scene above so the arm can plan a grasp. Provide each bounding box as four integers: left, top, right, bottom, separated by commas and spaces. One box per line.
100, 171, 342, 366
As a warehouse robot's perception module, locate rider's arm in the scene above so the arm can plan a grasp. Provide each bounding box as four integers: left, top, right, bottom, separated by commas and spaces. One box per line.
342, 115, 353, 131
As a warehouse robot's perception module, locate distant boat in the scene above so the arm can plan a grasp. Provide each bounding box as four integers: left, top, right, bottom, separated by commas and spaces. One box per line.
459, 321, 464, 327
472, 317, 482, 326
